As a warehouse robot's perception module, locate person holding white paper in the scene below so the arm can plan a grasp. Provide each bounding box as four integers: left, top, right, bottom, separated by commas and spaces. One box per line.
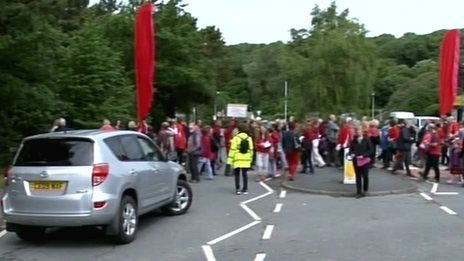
256, 127, 271, 182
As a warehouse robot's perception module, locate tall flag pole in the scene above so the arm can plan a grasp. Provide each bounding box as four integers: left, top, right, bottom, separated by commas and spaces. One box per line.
439, 29, 460, 116
134, 2, 155, 133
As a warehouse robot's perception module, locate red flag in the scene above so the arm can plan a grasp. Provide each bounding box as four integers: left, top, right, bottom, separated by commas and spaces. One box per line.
439, 29, 460, 116
135, 3, 155, 122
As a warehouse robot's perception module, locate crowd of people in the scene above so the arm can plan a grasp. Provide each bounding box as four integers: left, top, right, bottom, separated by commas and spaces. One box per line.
49, 114, 464, 197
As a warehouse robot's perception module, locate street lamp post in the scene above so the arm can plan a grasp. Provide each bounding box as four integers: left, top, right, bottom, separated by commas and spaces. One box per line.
371, 92, 375, 119
284, 81, 288, 121
213, 91, 220, 121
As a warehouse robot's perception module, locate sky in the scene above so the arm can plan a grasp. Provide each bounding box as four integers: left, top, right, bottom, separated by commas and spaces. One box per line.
183, 0, 464, 45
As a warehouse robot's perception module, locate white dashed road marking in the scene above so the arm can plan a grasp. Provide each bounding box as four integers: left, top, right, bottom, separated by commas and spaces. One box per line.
254, 253, 266, 261
273, 203, 283, 213
279, 190, 286, 198
440, 206, 457, 215
434, 192, 459, 195
420, 193, 433, 201
262, 225, 274, 240
431, 183, 438, 193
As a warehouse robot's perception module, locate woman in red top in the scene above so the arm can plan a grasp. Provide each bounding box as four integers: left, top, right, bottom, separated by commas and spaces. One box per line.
268, 127, 280, 178
223, 119, 237, 176
198, 126, 214, 180
175, 119, 187, 165
421, 124, 443, 182
256, 127, 271, 181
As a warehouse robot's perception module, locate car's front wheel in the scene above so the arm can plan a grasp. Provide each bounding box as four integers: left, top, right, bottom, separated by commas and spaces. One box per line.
111, 196, 138, 244
161, 179, 192, 216
16, 226, 46, 241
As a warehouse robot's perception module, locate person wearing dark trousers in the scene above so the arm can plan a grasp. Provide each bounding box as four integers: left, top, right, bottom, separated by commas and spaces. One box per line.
422, 124, 443, 183
227, 123, 254, 195
350, 127, 374, 199
186, 123, 202, 183
326, 115, 340, 167
392, 119, 414, 177
301, 123, 314, 174
300, 138, 314, 174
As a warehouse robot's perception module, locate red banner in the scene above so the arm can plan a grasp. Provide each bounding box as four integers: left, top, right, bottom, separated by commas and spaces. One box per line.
439, 29, 460, 116
135, 3, 155, 122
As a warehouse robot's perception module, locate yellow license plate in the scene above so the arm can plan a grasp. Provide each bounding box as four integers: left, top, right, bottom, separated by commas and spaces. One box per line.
30, 181, 65, 190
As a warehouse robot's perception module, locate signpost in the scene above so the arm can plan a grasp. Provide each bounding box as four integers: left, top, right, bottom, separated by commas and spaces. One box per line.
227, 104, 248, 118
343, 149, 356, 184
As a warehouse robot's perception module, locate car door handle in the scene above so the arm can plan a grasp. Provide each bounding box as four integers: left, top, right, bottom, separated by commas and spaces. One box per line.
151, 168, 159, 173
130, 169, 138, 175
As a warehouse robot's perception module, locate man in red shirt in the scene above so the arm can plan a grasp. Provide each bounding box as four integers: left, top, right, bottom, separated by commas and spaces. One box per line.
422, 124, 443, 182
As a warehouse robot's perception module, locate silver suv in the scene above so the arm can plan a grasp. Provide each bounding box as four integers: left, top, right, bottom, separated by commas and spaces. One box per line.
1, 130, 192, 244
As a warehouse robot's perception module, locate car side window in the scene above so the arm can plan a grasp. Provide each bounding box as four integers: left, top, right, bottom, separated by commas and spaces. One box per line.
137, 137, 163, 161
104, 137, 130, 161
120, 135, 145, 161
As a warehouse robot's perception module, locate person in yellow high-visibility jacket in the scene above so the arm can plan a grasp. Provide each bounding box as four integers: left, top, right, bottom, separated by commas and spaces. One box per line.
228, 123, 254, 195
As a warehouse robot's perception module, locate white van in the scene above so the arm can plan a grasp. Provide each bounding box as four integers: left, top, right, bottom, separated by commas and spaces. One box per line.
390, 111, 415, 121
415, 116, 440, 129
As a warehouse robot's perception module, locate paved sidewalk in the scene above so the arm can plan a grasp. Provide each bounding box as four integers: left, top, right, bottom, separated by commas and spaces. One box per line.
282, 166, 416, 197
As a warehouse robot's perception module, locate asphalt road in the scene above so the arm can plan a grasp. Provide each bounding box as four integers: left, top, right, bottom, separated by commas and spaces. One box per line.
2, 170, 464, 261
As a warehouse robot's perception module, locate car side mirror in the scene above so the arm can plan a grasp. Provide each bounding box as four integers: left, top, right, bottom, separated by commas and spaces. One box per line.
166, 152, 177, 162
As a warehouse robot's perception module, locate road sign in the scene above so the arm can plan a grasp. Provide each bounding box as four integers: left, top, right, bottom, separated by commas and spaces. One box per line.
227, 104, 248, 118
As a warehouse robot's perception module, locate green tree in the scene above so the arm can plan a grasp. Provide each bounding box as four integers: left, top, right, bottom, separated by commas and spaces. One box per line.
284, 2, 378, 117
58, 18, 134, 128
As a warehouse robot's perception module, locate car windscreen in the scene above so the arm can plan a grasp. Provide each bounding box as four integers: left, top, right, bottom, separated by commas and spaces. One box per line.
14, 138, 94, 166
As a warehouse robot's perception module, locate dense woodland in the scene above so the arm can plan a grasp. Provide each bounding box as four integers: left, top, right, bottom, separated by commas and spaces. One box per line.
0, 0, 462, 165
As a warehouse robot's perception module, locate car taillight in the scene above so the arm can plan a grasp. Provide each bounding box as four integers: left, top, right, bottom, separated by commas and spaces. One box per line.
2, 165, 11, 187
92, 164, 109, 186
94, 201, 107, 209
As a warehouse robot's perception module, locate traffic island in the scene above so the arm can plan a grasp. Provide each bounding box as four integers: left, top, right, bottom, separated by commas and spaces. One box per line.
281, 167, 417, 197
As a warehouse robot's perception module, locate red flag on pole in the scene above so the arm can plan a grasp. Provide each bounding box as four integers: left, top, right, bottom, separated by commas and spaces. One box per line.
439, 29, 460, 116
135, 3, 155, 123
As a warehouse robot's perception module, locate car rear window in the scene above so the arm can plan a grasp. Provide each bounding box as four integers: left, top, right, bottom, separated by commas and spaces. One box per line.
14, 138, 94, 166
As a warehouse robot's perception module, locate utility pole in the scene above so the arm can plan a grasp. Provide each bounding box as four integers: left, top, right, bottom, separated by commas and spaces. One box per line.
284, 81, 288, 121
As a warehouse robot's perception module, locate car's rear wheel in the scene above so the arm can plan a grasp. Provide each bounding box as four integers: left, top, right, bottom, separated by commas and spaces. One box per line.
16, 226, 46, 241
112, 196, 138, 244
162, 179, 192, 216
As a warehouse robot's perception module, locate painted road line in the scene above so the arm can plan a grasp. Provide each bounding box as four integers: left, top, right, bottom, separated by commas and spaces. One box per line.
0, 230, 6, 239
262, 225, 274, 240
431, 183, 438, 194
264, 177, 273, 181
259, 181, 273, 193
207, 221, 261, 245
254, 253, 266, 261
241, 191, 273, 205
434, 192, 459, 195
279, 190, 287, 198
273, 203, 283, 213
202, 245, 217, 261
420, 193, 433, 201
440, 206, 457, 215
240, 204, 261, 221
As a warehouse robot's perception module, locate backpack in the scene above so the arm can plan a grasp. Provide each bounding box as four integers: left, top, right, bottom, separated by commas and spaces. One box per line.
238, 136, 250, 154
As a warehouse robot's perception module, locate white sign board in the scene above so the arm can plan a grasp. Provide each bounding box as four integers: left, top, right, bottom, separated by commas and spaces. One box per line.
227, 104, 248, 118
